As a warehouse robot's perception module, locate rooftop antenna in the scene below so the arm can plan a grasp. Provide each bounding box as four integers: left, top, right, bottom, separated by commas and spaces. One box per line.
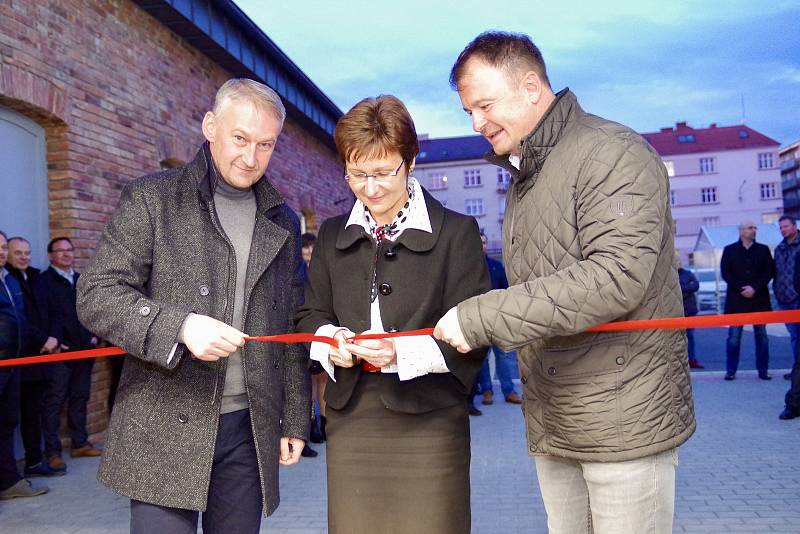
740, 94, 746, 124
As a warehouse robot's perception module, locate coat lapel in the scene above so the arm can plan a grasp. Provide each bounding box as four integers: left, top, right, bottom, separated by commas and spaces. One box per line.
244, 178, 290, 303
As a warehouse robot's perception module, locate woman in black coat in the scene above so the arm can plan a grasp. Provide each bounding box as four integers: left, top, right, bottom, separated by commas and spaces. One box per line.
295, 95, 490, 534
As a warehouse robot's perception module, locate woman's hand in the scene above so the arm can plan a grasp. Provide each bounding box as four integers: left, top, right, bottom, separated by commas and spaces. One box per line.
329, 328, 358, 367
345, 330, 397, 369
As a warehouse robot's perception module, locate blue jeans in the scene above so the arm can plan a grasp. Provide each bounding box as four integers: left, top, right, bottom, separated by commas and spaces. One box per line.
726, 325, 769, 376
686, 329, 696, 360
777, 299, 800, 361
478, 346, 516, 397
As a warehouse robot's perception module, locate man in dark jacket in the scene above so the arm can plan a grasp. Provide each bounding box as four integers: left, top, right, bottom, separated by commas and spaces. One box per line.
779, 251, 800, 420
720, 221, 775, 380
774, 215, 800, 379
5, 236, 62, 477
675, 253, 703, 369
39, 236, 101, 472
77, 79, 309, 533
0, 230, 48, 500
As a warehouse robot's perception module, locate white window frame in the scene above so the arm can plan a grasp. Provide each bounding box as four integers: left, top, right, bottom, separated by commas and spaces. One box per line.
758, 152, 775, 170
427, 171, 448, 190
701, 187, 717, 203
699, 157, 715, 174
760, 182, 778, 199
465, 198, 484, 216
464, 169, 482, 187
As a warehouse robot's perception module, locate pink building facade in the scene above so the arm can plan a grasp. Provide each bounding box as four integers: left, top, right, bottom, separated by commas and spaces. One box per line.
642, 122, 782, 263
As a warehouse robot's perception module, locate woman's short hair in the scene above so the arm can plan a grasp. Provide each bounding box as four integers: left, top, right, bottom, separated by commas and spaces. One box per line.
213, 78, 286, 128
334, 95, 419, 173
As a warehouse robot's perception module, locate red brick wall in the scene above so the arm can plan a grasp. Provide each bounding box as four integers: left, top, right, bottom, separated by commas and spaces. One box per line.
0, 0, 351, 444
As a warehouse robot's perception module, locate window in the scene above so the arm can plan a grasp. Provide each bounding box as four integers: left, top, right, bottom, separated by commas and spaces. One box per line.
758, 153, 775, 170
677, 134, 696, 143
670, 190, 677, 206
699, 157, 715, 174
464, 169, 482, 187
762, 212, 780, 224
497, 168, 512, 190
499, 197, 506, 219
702, 216, 720, 226
760, 182, 778, 199
465, 198, 484, 216
738, 129, 749, 139
663, 160, 675, 177
427, 171, 448, 190
701, 187, 717, 203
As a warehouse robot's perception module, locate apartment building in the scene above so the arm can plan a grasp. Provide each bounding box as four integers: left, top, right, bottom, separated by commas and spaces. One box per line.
642, 122, 782, 261
780, 139, 800, 218
416, 135, 507, 255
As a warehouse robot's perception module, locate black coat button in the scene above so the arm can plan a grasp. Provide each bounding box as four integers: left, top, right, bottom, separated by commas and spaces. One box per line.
616, 357, 625, 365
199, 285, 209, 296
379, 283, 392, 296
521, 375, 528, 384
178, 413, 187, 424
547, 367, 556, 376
384, 248, 396, 258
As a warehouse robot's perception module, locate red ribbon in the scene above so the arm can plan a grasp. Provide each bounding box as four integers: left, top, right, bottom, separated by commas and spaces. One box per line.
2, 309, 799, 368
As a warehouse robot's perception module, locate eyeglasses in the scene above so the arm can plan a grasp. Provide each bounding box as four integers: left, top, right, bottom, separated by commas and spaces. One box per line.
345, 160, 405, 184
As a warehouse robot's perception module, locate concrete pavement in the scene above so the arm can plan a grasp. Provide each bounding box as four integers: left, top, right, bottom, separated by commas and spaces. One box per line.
1, 330, 799, 533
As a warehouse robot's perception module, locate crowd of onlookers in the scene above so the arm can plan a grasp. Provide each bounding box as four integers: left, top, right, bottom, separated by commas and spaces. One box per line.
676, 216, 800, 419
1, 231, 103, 501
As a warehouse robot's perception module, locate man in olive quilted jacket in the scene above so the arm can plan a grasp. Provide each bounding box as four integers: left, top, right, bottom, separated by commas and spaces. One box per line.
435, 31, 695, 534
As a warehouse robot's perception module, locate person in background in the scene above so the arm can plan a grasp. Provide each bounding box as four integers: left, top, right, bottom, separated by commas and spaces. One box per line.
0, 230, 49, 500
675, 252, 703, 369
720, 221, 774, 381
5, 236, 62, 477
773, 215, 800, 380
301, 232, 327, 448
39, 237, 101, 474
476, 233, 522, 405
779, 250, 800, 420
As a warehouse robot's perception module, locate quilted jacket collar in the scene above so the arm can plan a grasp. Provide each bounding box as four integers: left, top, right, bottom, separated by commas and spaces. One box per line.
194, 143, 285, 217
485, 88, 578, 198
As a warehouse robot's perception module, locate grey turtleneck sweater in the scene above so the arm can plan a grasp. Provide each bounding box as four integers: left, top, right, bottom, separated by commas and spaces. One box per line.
213, 178, 257, 414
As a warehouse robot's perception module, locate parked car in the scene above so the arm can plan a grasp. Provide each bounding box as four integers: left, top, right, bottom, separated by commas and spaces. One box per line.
690, 268, 727, 314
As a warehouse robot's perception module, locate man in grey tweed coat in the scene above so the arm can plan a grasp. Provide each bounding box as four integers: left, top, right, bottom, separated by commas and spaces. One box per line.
77, 79, 310, 534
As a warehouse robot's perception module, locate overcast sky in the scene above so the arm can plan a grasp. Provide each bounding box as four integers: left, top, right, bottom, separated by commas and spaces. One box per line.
236, 1, 800, 146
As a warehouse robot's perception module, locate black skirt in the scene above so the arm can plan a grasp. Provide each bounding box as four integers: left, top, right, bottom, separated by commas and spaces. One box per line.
325, 372, 471, 534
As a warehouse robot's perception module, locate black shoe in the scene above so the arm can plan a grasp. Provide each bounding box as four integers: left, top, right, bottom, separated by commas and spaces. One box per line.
301, 445, 318, 458
759, 373, 772, 380
23, 462, 65, 478
468, 405, 483, 416
724, 374, 735, 381
309, 416, 323, 444
779, 407, 798, 420
784, 373, 793, 380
